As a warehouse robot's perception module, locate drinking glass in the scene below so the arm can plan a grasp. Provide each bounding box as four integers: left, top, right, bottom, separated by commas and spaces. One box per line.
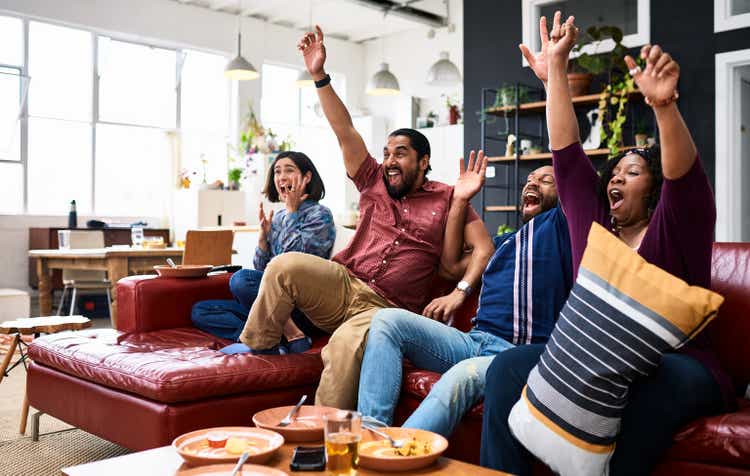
324, 411, 361, 476
131, 226, 144, 247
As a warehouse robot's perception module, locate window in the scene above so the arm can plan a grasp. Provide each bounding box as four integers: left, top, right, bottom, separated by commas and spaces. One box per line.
521, 0, 649, 66
27, 21, 92, 214
180, 49, 231, 185
715, 0, 750, 32
260, 63, 348, 218
0, 15, 233, 216
98, 38, 177, 128
0, 15, 26, 214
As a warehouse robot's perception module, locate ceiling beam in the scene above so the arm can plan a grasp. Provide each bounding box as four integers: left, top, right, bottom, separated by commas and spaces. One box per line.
341, 0, 447, 28
210, 0, 238, 10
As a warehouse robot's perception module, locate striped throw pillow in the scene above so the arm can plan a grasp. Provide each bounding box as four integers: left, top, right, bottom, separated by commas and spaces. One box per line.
507, 223, 723, 476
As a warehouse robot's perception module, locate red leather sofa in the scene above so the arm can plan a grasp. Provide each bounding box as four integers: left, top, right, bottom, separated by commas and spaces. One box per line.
26, 243, 750, 474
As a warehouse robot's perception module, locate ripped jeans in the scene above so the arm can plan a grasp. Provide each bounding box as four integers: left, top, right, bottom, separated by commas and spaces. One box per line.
357, 308, 514, 437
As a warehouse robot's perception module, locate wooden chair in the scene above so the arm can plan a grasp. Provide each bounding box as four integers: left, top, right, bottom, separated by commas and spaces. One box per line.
58, 230, 112, 317
183, 230, 234, 266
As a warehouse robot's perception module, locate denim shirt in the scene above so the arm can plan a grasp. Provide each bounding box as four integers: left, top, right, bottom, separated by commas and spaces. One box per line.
253, 200, 336, 271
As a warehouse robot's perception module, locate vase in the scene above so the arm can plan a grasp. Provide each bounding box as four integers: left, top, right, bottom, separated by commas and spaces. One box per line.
567, 73, 593, 97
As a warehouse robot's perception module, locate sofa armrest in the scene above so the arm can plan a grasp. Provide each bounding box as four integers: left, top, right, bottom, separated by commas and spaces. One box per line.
116, 273, 234, 333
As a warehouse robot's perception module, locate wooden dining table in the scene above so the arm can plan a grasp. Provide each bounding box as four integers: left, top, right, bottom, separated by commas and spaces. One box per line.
28, 247, 184, 327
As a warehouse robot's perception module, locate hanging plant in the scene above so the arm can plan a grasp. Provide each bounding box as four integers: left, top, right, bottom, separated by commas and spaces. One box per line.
598, 73, 636, 156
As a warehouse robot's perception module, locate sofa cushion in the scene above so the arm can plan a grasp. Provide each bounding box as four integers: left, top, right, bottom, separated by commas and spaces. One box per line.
664, 398, 750, 469
29, 328, 325, 403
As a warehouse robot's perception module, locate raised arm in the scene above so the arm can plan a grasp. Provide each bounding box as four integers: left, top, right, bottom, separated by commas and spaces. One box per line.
298, 26, 367, 178
625, 46, 696, 179
545, 12, 581, 150
424, 151, 494, 323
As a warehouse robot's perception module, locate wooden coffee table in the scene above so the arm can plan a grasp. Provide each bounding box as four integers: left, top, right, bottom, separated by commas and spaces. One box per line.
61, 443, 512, 475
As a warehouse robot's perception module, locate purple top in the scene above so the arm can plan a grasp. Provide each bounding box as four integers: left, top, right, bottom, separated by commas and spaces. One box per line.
553, 142, 735, 410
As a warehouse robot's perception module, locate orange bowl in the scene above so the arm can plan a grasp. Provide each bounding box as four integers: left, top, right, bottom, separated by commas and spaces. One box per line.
176, 463, 288, 475
154, 265, 213, 278
358, 427, 448, 472
252, 405, 338, 442
173, 426, 284, 467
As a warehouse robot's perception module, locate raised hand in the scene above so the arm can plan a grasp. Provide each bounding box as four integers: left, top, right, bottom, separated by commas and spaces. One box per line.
258, 203, 274, 251
519, 16, 552, 84
284, 174, 310, 214
547, 11, 578, 65
297, 25, 326, 79
625, 45, 679, 106
453, 150, 488, 202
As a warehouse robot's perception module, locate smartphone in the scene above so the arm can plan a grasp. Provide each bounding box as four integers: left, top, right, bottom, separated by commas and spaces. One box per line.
290, 445, 326, 471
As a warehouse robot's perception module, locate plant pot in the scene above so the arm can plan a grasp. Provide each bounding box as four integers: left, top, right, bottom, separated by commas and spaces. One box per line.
567, 73, 593, 97
448, 105, 460, 125
634, 134, 648, 147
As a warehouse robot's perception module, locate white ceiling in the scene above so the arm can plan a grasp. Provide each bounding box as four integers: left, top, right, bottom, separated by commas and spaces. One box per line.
171, 0, 449, 43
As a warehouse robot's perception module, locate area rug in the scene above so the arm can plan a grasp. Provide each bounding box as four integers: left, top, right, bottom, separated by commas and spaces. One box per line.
0, 428, 130, 475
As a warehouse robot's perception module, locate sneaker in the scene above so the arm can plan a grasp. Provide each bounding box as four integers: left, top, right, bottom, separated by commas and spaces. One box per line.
219, 342, 288, 355
285, 336, 312, 354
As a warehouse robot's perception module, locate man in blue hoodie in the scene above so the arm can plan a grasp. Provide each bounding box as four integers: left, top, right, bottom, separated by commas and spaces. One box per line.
357, 165, 572, 437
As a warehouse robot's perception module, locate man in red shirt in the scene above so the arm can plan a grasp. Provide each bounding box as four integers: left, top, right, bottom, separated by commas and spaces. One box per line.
235, 26, 493, 410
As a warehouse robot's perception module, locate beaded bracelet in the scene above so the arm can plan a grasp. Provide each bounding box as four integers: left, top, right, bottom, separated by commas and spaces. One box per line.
644, 90, 679, 107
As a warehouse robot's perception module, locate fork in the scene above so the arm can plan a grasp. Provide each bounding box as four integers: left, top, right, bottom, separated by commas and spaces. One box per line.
362, 423, 406, 449
278, 394, 307, 427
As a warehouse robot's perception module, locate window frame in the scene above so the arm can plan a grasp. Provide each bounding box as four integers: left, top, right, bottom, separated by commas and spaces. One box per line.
520, 0, 650, 67
2, 13, 234, 216
715, 0, 750, 32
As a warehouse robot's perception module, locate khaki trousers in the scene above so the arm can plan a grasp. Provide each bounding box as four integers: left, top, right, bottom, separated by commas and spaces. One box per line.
239, 252, 390, 410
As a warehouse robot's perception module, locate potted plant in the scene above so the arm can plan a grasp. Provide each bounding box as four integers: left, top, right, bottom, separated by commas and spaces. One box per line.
227, 167, 243, 191
633, 117, 649, 147
569, 26, 628, 97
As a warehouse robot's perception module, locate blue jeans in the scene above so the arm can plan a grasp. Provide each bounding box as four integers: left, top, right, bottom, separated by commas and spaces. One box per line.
192, 269, 323, 341
480, 344, 724, 475
357, 308, 514, 437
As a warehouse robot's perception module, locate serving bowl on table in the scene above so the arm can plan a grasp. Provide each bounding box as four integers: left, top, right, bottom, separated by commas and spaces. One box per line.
252, 405, 338, 442
172, 426, 284, 466
154, 264, 213, 278
358, 427, 448, 472
176, 463, 288, 476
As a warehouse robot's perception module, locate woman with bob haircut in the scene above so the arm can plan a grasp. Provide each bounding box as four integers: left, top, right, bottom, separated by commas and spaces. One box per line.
192, 151, 336, 354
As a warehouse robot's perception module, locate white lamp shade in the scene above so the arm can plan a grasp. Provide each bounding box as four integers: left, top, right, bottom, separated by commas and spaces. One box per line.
295, 69, 314, 87
366, 63, 400, 96
225, 31, 259, 81
224, 54, 259, 80
426, 51, 461, 86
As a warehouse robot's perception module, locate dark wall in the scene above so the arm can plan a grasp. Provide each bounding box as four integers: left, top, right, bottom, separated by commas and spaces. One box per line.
464, 0, 750, 234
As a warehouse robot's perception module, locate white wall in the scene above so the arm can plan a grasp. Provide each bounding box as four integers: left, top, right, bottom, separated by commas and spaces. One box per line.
0, 0, 367, 292
362, 0, 463, 133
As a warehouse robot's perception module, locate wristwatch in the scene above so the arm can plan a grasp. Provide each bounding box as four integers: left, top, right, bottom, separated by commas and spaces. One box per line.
456, 280, 473, 295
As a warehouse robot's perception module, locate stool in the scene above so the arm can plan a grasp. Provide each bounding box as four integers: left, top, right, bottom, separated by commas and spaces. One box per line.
0, 289, 30, 321
0, 315, 92, 437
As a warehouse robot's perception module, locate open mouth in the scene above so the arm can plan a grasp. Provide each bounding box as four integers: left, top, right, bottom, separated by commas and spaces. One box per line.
522, 190, 541, 210
386, 167, 402, 184
609, 188, 624, 210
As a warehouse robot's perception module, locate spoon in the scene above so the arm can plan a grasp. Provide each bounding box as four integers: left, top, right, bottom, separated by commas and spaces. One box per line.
166, 258, 177, 268
362, 423, 406, 449
230, 451, 250, 476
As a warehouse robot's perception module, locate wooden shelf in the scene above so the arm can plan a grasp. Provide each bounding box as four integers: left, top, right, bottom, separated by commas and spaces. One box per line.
485, 205, 518, 212
485, 91, 641, 116
487, 146, 638, 163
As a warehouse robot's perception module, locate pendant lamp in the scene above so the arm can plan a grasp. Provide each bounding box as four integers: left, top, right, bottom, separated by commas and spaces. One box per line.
225, 2, 259, 81
366, 62, 400, 96
366, 31, 399, 96
426, 51, 461, 86
296, 0, 315, 87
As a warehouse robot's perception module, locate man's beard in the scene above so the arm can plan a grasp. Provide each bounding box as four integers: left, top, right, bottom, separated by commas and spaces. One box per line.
384, 167, 419, 199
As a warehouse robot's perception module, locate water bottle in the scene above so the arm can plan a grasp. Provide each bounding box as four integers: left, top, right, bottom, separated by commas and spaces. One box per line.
68, 200, 78, 229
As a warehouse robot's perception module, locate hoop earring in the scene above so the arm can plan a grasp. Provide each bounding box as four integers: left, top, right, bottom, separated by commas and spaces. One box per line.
610, 215, 619, 232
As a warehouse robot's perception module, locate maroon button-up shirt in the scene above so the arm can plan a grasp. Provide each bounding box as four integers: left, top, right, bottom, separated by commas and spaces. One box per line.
332, 154, 479, 314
